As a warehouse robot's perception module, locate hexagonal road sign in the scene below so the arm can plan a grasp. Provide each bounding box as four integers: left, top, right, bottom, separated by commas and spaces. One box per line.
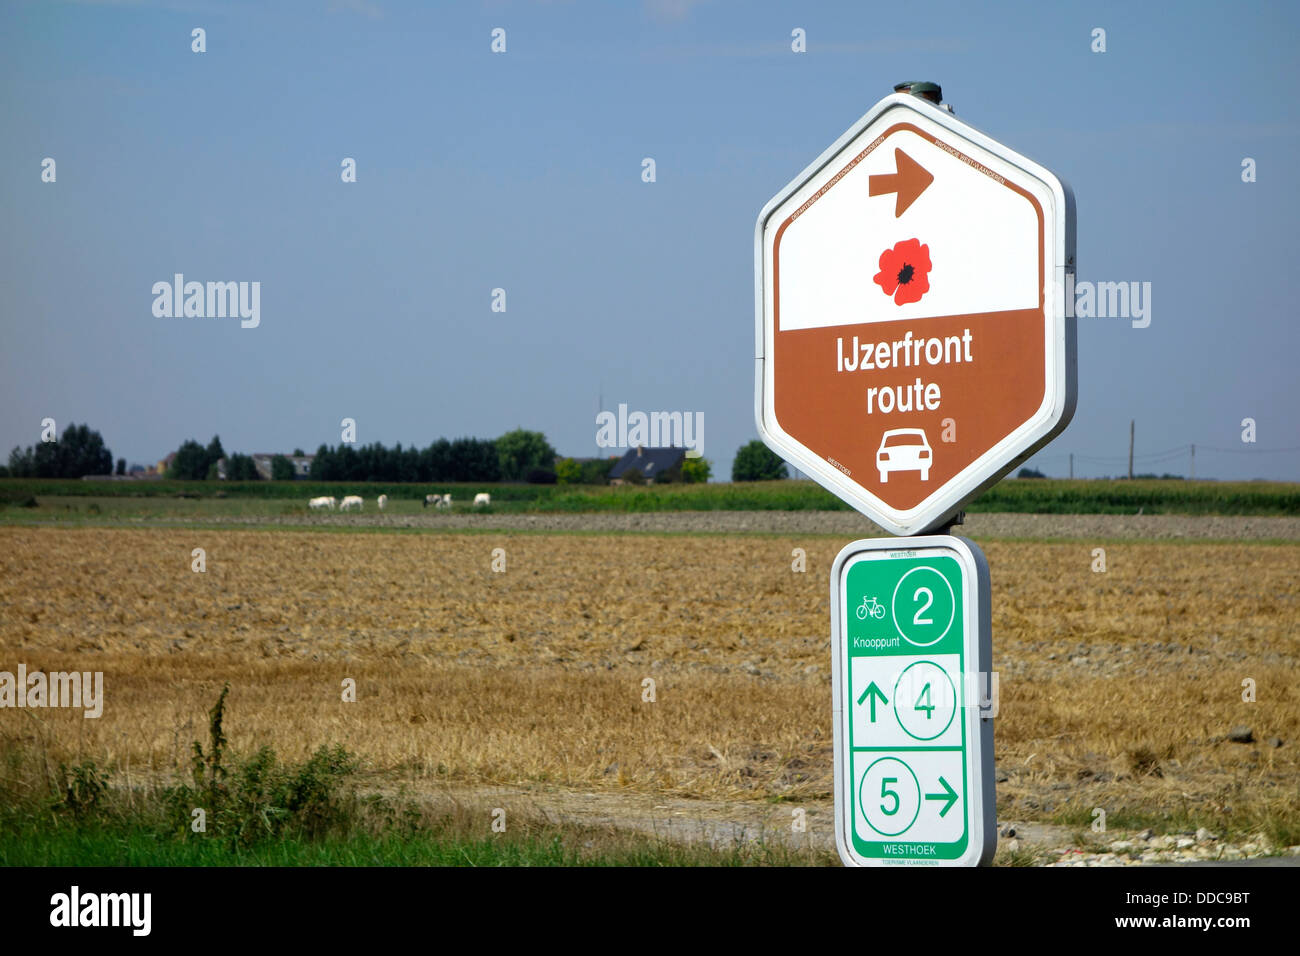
755, 92, 1076, 536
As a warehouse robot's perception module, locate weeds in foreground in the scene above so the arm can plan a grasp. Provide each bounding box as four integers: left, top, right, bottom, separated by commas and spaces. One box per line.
0, 687, 834, 866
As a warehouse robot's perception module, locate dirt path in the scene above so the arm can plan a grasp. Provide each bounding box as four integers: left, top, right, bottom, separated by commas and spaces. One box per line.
111, 510, 1300, 540
424, 784, 836, 852
390, 782, 1299, 866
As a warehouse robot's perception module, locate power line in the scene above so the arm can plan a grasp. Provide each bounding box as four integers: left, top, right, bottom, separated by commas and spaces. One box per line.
1198, 445, 1300, 454
1072, 444, 1299, 463
1130, 444, 1195, 459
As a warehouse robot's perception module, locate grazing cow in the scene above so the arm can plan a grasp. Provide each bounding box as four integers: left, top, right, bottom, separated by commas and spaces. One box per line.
424, 493, 453, 509
308, 496, 331, 511
339, 495, 363, 512
438, 493, 452, 509
377, 494, 388, 511
473, 492, 491, 507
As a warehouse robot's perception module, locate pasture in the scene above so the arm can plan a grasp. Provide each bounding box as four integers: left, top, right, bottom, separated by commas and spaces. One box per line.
3, 477, 1299, 517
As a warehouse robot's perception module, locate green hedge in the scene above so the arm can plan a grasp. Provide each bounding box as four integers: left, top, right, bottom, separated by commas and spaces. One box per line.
0, 478, 1296, 515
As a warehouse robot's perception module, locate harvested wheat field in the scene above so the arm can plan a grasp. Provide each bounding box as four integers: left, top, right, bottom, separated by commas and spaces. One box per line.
1, 526, 1297, 843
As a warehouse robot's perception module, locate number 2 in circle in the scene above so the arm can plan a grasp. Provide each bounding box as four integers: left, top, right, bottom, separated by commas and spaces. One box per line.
912, 586, 933, 626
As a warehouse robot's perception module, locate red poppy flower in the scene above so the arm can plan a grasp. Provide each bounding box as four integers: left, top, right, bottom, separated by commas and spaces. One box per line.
873, 238, 932, 306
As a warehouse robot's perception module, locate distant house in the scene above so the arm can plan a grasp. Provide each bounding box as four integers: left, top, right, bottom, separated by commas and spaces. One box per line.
156, 452, 177, 476
608, 446, 686, 485
211, 454, 314, 480
250, 454, 314, 480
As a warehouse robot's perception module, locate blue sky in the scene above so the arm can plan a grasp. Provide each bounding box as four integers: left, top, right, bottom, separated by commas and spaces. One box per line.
2, 0, 1297, 480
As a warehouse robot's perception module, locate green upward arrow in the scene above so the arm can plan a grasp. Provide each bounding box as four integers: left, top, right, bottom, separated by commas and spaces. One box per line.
856, 682, 888, 722
925, 776, 958, 818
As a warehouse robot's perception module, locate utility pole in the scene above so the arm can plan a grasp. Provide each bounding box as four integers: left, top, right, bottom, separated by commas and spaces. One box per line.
1069, 453, 1073, 479
1190, 443, 1195, 481
1128, 420, 1135, 480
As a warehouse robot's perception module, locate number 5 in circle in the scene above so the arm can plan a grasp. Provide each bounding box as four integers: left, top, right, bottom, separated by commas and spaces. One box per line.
880, 777, 900, 816
859, 756, 921, 837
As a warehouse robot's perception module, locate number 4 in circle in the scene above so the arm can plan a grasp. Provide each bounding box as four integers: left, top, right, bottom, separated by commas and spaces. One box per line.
915, 682, 935, 719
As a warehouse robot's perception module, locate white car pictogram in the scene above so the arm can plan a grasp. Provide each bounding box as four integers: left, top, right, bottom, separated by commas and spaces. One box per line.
877, 428, 932, 482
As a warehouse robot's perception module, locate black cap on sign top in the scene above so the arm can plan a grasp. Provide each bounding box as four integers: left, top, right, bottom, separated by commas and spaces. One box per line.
894, 80, 943, 104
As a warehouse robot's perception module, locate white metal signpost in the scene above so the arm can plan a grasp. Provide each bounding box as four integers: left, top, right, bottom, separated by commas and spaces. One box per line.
754, 84, 1075, 867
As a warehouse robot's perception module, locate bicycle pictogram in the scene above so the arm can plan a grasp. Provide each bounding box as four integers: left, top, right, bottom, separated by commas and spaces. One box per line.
856, 595, 887, 620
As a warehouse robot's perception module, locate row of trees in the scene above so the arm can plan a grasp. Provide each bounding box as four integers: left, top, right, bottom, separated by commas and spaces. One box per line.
7, 423, 114, 479
168, 431, 771, 485
167, 436, 302, 480
4, 423, 791, 485
310, 429, 558, 483
310, 438, 502, 483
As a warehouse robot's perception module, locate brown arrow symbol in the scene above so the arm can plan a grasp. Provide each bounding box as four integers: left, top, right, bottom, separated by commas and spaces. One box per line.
869, 148, 934, 217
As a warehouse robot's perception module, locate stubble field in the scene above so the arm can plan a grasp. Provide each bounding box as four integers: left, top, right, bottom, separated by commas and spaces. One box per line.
1, 525, 1297, 854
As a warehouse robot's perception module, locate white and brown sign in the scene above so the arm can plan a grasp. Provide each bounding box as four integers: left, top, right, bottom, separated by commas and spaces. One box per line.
755, 91, 1076, 536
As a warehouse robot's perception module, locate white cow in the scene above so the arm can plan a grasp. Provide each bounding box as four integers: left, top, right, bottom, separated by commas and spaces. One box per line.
339, 495, 363, 512
377, 494, 388, 511
424, 494, 453, 509
473, 492, 491, 507
438, 493, 452, 509
309, 496, 336, 511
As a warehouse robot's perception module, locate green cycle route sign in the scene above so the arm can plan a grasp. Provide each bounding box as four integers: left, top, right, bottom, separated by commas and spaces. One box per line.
830, 535, 997, 867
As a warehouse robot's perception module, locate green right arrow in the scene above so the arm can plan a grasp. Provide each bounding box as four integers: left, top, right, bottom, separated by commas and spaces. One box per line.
856, 682, 889, 722
925, 776, 958, 818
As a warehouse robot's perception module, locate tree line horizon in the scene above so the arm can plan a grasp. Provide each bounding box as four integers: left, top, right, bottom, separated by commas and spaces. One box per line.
9, 424, 1219, 484
7, 424, 799, 483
